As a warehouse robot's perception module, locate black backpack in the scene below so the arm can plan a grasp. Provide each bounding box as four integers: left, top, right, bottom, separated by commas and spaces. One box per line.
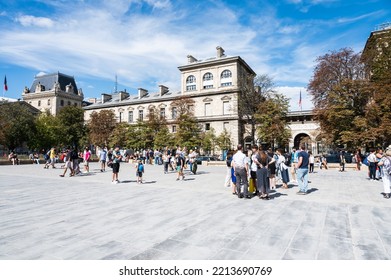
70, 150, 78, 160
284, 153, 291, 167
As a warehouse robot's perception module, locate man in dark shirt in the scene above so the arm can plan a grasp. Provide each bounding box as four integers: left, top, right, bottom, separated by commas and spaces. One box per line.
296, 144, 309, 195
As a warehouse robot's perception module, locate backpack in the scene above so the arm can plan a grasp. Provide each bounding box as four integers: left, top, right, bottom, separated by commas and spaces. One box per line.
70, 150, 78, 160
138, 164, 144, 172
284, 153, 291, 167
384, 157, 391, 175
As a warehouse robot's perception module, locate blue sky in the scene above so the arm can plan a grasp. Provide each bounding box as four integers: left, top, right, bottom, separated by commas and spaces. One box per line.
0, 0, 390, 110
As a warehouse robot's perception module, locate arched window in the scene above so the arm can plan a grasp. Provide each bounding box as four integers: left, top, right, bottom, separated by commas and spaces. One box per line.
47, 99, 50, 106
220, 69, 232, 87
221, 70, 232, 78
38, 100, 41, 107
67, 101, 71, 106
186, 75, 196, 91
60, 100, 64, 106
203, 73, 213, 89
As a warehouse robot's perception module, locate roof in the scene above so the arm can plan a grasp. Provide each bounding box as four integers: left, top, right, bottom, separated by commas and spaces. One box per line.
287, 110, 314, 117
178, 55, 256, 76
30, 72, 78, 94
0, 100, 41, 115
84, 91, 182, 110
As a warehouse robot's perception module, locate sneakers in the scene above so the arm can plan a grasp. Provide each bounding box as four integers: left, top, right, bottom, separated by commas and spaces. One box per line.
296, 191, 307, 195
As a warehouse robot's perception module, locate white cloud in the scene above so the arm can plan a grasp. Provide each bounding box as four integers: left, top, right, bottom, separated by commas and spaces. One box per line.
16, 15, 54, 28
337, 11, 384, 24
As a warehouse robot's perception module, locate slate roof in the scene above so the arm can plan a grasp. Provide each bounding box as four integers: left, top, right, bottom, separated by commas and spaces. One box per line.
30, 72, 78, 94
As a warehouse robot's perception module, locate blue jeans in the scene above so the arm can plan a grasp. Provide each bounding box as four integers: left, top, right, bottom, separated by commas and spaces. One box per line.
296, 168, 309, 192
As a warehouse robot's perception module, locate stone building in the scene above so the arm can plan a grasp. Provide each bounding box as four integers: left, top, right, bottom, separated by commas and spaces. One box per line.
83, 47, 256, 148
22, 72, 84, 115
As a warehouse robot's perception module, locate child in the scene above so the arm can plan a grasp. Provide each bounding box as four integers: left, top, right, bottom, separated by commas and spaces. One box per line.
136, 159, 144, 184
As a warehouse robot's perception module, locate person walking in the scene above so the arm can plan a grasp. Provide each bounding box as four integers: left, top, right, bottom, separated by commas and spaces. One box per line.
367, 149, 378, 181
378, 148, 391, 199
112, 147, 122, 184
83, 147, 91, 173
99, 147, 107, 172
296, 144, 310, 195
49, 147, 56, 169
232, 144, 250, 199
250, 145, 259, 195
339, 150, 346, 172
267, 148, 277, 190
163, 151, 170, 174
276, 149, 290, 189
60, 148, 74, 177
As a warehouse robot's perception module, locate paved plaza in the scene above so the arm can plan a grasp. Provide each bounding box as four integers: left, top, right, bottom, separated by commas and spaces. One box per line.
1, 162, 391, 260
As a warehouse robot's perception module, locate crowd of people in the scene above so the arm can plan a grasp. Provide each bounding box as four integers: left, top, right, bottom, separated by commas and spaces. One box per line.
225, 144, 311, 200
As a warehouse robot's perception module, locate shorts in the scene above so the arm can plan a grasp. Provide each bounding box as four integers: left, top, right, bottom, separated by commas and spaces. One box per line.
65, 161, 72, 168
176, 166, 182, 172
84, 160, 89, 166
136, 171, 143, 177
101, 160, 106, 164
112, 163, 120, 173
231, 168, 237, 184
250, 170, 257, 179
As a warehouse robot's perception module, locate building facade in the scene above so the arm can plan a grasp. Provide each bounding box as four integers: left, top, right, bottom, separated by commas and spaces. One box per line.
22, 72, 84, 115
84, 47, 256, 149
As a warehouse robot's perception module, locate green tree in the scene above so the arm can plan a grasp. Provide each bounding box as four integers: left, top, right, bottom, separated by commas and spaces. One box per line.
201, 128, 217, 155
170, 96, 202, 148
88, 110, 116, 147
216, 129, 232, 151
238, 74, 276, 145
31, 110, 62, 149
256, 93, 291, 149
0, 102, 37, 150
109, 122, 130, 148
57, 106, 86, 148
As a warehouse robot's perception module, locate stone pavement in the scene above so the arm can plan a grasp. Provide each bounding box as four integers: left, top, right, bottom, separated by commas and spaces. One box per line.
0, 162, 390, 260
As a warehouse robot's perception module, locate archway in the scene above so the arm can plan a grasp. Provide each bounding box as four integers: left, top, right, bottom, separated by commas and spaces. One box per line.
244, 136, 253, 151
294, 133, 312, 150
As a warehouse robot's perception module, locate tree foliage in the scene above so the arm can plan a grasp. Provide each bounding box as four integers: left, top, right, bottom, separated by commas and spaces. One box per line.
308, 44, 391, 148
88, 110, 116, 147
238, 74, 276, 144
256, 93, 291, 148
31, 110, 62, 149
57, 106, 86, 148
216, 129, 232, 151
0, 102, 37, 150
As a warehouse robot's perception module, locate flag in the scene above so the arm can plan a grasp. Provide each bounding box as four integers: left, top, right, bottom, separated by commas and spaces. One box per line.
4, 75, 8, 91
298, 90, 302, 110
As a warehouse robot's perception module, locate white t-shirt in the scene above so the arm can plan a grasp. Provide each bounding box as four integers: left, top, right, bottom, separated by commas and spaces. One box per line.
251, 154, 258, 172
309, 155, 315, 164
232, 151, 247, 169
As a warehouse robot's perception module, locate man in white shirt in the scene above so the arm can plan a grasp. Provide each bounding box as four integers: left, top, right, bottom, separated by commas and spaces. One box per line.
232, 144, 250, 199
367, 149, 378, 181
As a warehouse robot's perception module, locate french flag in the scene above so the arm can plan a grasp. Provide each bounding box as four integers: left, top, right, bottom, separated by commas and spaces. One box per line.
4, 75, 8, 91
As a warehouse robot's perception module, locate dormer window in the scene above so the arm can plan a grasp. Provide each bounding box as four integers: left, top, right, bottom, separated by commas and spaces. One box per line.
186, 75, 196, 91
221, 70, 232, 78
203, 73, 213, 89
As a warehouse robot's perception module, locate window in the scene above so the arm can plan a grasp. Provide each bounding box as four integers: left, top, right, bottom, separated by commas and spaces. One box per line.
223, 101, 230, 115
172, 125, 177, 133
186, 75, 196, 91
119, 112, 123, 122
172, 107, 177, 119
223, 122, 229, 130
204, 103, 211, 116
128, 111, 133, 123
74, 103, 77, 107
203, 72, 213, 89
67, 101, 71, 106
60, 100, 64, 106
47, 99, 50, 106
160, 108, 165, 119
205, 123, 210, 131
203, 72, 213, 81
221, 82, 232, 87
139, 110, 143, 121
221, 70, 232, 78
38, 100, 41, 107
187, 104, 194, 113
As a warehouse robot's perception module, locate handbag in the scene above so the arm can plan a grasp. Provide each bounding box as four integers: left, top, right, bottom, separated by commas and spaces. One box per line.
107, 161, 113, 168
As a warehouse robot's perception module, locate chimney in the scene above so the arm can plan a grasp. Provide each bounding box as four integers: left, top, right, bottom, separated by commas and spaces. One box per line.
187, 55, 198, 64
119, 91, 129, 101
159, 85, 169, 96
216, 46, 225, 58
101, 93, 111, 103
138, 88, 148, 99
88, 98, 97, 104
